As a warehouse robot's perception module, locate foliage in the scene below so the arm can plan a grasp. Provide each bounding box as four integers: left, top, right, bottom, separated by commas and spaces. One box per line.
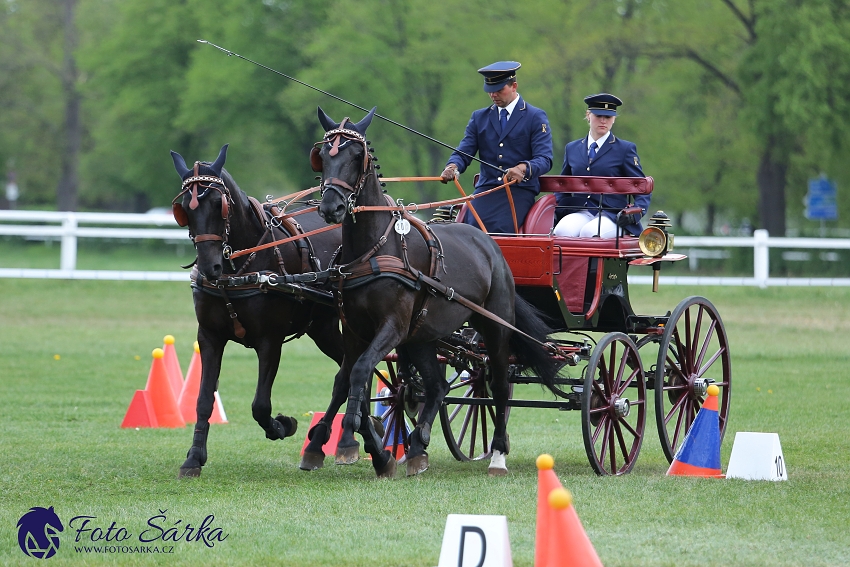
2, 0, 850, 233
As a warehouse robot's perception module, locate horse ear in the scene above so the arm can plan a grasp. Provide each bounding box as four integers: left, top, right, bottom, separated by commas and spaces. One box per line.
317, 106, 339, 132
352, 106, 377, 135
210, 144, 229, 176
171, 150, 191, 179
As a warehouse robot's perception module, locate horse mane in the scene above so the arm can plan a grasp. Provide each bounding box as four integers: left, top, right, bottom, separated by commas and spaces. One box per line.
219, 167, 254, 217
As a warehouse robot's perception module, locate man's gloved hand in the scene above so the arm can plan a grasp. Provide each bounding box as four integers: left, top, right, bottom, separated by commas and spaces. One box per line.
440, 165, 459, 184
617, 213, 639, 227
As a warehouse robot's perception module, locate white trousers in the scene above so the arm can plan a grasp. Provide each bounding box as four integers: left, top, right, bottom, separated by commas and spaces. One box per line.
553, 210, 619, 238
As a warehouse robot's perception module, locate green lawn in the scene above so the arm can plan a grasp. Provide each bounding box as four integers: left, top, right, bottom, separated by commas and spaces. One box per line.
1, 280, 848, 566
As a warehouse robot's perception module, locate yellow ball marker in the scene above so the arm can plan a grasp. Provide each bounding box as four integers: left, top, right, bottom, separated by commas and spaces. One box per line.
536, 453, 555, 470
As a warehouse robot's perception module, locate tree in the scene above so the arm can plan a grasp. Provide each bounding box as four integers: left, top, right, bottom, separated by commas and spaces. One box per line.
644, 0, 850, 235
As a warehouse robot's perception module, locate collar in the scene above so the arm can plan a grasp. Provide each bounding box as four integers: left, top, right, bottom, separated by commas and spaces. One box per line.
500, 94, 521, 117
588, 130, 611, 149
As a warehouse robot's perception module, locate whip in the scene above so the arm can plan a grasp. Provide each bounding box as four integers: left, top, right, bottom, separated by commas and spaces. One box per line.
197, 40, 507, 174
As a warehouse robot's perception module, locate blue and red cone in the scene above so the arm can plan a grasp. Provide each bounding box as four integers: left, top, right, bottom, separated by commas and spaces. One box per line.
667, 384, 723, 477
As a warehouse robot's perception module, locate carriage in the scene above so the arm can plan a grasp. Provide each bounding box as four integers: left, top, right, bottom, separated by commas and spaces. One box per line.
370, 174, 731, 476
172, 114, 730, 479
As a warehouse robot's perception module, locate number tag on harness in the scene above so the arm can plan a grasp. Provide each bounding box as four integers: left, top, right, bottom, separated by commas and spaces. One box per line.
394, 218, 411, 235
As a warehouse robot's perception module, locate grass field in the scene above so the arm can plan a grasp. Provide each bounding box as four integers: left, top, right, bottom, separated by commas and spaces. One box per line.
1, 279, 849, 566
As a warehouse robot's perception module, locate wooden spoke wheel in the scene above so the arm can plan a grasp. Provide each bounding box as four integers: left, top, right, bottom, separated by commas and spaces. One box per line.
581, 332, 646, 476
655, 296, 731, 462
439, 365, 514, 462
371, 357, 421, 461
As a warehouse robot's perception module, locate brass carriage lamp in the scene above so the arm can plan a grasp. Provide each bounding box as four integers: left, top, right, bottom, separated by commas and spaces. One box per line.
639, 211, 674, 292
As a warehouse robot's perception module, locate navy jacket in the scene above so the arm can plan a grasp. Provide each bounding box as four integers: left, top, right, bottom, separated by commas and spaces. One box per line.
447, 96, 553, 233
556, 134, 648, 236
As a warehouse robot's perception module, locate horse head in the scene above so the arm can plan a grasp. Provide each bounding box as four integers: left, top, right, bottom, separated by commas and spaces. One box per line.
314, 106, 377, 224
171, 144, 233, 280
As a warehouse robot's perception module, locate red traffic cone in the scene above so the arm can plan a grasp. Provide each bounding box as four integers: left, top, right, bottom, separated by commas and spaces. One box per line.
300, 411, 344, 456
667, 384, 723, 478
162, 335, 184, 399
177, 341, 227, 424
542, 488, 604, 567
120, 390, 158, 428
146, 348, 185, 428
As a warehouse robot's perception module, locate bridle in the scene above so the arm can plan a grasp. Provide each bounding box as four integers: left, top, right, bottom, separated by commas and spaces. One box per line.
312, 119, 373, 215
171, 162, 234, 255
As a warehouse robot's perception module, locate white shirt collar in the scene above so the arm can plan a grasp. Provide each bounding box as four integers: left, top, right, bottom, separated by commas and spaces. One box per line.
500, 94, 521, 118
588, 130, 611, 149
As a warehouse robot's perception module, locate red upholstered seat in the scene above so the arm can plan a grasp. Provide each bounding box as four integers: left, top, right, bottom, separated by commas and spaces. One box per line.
520, 194, 556, 234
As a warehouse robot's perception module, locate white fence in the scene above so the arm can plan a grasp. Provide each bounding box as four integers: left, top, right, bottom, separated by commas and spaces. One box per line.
0, 210, 188, 281
1, 210, 849, 286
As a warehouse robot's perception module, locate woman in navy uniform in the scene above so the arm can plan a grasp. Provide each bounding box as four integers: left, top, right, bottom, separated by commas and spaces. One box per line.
553, 93, 648, 238
440, 62, 553, 234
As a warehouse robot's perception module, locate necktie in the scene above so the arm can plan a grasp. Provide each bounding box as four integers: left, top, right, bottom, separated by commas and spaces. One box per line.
589, 141, 598, 162
499, 108, 508, 132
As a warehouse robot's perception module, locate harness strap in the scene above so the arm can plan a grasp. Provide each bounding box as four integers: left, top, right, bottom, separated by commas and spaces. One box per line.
333, 254, 556, 353
216, 284, 246, 339
417, 272, 557, 354
194, 234, 224, 243
189, 162, 201, 210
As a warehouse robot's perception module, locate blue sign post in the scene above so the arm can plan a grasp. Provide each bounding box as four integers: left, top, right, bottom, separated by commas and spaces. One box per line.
805, 176, 838, 221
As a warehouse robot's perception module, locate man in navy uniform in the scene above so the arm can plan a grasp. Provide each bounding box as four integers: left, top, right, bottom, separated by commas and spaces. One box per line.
440, 62, 553, 233
553, 93, 648, 238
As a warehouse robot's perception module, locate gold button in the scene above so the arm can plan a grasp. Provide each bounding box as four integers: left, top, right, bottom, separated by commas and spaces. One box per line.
499, 154, 503, 159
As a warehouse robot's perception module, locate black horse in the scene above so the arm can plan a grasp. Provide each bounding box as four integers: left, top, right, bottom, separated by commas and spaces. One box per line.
314, 108, 561, 477
170, 144, 352, 477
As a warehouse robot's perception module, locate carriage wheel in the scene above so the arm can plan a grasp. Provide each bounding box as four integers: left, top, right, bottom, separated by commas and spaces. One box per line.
581, 332, 646, 475
655, 296, 731, 462
439, 365, 514, 462
371, 358, 421, 461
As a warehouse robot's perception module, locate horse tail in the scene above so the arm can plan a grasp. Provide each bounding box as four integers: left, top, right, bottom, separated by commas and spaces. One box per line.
509, 295, 561, 394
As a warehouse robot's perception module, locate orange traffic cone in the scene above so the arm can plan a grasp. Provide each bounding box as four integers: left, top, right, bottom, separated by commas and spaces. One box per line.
120, 390, 158, 428
162, 335, 184, 399
177, 341, 227, 424
543, 488, 604, 567
146, 348, 185, 428
667, 384, 723, 478
535, 454, 564, 567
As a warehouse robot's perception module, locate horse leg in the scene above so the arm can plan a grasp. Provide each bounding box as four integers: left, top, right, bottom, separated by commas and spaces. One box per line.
300, 360, 351, 471
179, 330, 224, 478
401, 342, 449, 476
300, 314, 347, 470
335, 328, 400, 475
477, 322, 512, 476
357, 398, 397, 479
252, 340, 298, 441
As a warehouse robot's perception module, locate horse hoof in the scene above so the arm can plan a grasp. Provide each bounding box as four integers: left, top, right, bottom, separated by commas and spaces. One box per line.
178, 467, 201, 479
299, 451, 325, 471
275, 414, 298, 438
406, 454, 429, 476
335, 444, 360, 465
488, 449, 507, 476
375, 455, 397, 479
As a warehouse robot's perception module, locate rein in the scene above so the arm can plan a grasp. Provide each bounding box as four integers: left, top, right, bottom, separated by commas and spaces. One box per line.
228, 222, 341, 260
